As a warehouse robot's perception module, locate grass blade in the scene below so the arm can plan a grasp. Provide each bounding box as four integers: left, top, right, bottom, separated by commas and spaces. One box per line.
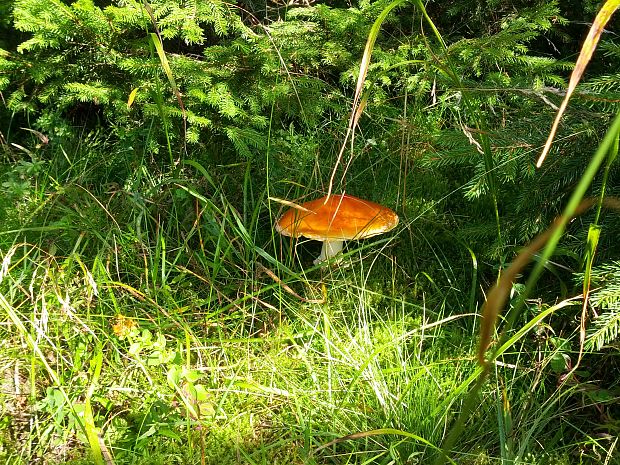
327, 0, 408, 199
479, 111, 620, 364
537, 0, 620, 167
315, 427, 454, 464
83, 346, 107, 465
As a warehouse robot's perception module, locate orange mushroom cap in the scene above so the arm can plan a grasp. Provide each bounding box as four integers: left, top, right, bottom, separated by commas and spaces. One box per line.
275, 194, 399, 241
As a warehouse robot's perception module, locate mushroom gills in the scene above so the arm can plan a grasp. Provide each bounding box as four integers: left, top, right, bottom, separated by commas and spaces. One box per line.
314, 240, 344, 265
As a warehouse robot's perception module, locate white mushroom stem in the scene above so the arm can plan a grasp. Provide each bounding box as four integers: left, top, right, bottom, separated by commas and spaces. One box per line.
314, 240, 344, 265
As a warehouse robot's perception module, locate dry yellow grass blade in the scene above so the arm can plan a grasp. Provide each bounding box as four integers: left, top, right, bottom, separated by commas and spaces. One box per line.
326, 0, 406, 201
268, 196, 313, 213
537, 0, 620, 168
478, 197, 620, 365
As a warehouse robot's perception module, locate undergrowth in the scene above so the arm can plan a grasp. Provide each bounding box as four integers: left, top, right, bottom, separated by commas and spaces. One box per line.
1, 0, 619, 464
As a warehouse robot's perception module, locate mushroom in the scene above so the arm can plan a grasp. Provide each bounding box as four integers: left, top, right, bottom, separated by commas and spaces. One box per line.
275, 194, 399, 265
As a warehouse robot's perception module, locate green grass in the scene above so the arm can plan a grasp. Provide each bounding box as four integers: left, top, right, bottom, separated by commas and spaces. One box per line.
0, 136, 615, 465
0, 140, 427, 464
0, 246, 463, 463
2, 2, 619, 463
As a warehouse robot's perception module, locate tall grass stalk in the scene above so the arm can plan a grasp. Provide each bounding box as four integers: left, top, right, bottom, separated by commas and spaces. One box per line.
435, 113, 620, 465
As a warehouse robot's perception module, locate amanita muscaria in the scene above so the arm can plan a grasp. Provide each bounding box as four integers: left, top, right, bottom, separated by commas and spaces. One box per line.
276, 194, 399, 264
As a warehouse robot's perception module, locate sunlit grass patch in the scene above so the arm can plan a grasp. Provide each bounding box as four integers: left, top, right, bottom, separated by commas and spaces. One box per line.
0, 220, 479, 464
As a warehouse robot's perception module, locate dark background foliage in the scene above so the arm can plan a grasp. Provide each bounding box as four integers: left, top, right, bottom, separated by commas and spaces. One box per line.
2, 0, 620, 269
